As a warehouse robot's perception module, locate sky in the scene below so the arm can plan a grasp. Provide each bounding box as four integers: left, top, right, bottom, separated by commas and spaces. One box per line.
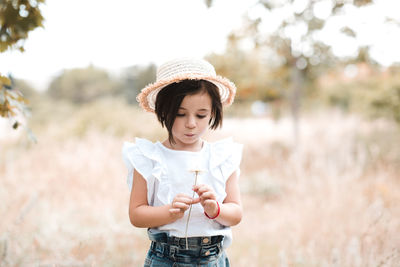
1, 0, 400, 91
1, 0, 256, 90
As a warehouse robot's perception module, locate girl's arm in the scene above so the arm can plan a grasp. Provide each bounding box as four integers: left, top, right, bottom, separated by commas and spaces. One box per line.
129, 169, 192, 228
217, 170, 242, 226
193, 170, 243, 227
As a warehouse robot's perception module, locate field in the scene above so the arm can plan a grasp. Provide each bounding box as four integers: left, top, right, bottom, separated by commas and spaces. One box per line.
1, 101, 400, 266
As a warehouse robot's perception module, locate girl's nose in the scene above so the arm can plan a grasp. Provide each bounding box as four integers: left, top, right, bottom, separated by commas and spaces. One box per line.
185, 116, 196, 128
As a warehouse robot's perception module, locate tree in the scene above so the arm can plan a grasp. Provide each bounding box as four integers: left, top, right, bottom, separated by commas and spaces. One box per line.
0, 75, 30, 129
205, 0, 390, 144
206, 37, 283, 103
0, 0, 45, 134
119, 64, 156, 104
0, 0, 44, 52
47, 66, 120, 104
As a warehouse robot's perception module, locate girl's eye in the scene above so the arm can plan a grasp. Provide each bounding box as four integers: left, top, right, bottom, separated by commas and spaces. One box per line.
197, 115, 206, 119
176, 114, 185, 117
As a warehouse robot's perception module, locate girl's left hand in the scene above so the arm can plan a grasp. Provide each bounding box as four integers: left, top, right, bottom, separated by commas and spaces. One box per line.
192, 184, 219, 218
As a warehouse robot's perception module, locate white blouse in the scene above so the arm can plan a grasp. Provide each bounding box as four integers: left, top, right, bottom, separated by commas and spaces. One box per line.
122, 137, 243, 248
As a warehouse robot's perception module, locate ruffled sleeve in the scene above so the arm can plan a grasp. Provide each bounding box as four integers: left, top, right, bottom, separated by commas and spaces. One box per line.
209, 138, 243, 182
122, 138, 165, 204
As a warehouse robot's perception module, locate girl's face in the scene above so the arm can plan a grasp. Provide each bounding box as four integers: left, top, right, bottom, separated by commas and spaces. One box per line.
170, 91, 212, 151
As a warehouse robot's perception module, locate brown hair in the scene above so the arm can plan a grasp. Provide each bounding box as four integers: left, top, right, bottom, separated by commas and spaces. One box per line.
155, 79, 223, 144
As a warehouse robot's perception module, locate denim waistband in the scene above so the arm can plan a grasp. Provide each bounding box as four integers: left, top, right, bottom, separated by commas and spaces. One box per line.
147, 231, 224, 263
148, 231, 224, 248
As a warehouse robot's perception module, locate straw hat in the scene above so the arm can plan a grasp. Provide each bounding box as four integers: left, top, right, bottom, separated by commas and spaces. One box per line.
136, 58, 237, 112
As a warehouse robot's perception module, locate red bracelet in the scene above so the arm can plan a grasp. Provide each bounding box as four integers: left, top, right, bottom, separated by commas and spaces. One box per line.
204, 201, 220, 219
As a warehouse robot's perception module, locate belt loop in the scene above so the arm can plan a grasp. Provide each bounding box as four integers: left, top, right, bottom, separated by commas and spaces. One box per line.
152, 242, 165, 255
169, 246, 176, 260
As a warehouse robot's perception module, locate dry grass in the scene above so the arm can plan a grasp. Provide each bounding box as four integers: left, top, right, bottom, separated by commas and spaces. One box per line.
1, 107, 400, 266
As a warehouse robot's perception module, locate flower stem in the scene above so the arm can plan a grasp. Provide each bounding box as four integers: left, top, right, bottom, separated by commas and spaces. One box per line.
185, 170, 199, 249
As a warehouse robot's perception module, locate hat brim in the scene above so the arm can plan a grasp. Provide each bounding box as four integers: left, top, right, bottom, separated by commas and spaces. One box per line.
136, 73, 236, 112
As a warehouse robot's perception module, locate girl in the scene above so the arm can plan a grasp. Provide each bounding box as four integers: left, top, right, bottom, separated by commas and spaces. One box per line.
122, 58, 243, 266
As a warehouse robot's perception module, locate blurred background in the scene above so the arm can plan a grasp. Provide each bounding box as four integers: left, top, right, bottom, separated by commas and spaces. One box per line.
1, 0, 400, 266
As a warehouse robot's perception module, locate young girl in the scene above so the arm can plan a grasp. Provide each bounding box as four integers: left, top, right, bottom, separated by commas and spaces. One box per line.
122, 58, 243, 266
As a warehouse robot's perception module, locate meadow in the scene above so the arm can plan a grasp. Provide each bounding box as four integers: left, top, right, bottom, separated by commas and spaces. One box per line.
1, 99, 399, 266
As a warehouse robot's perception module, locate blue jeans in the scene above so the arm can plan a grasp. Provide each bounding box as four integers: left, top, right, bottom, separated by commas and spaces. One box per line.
144, 231, 230, 266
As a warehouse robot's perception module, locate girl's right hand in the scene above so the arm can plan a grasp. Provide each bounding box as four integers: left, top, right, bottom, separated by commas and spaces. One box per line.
169, 193, 193, 220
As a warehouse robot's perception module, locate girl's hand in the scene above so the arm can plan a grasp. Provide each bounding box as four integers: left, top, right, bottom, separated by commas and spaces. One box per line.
192, 184, 219, 218
168, 193, 193, 220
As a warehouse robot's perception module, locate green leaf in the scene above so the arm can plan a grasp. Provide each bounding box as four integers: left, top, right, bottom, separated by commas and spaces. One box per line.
13, 121, 19, 129
6, 90, 20, 99
0, 76, 11, 87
